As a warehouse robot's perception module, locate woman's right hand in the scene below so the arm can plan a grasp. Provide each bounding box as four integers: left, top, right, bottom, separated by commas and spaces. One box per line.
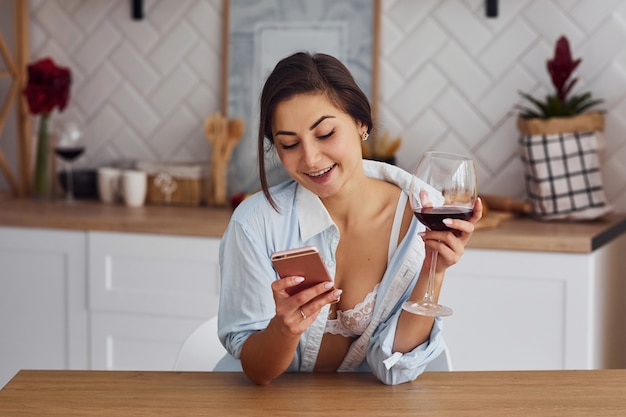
240, 276, 341, 385
271, 276, 342, 334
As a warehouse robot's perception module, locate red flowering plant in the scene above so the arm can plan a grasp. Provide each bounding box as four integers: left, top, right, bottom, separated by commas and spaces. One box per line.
517, 35, 603, 119
23, 57, 72, 197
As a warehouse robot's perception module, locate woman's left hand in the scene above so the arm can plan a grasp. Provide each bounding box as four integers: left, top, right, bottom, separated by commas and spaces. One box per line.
419, 197, 483, 271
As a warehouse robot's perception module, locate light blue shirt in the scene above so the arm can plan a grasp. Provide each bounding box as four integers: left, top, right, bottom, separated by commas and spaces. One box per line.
216, 159, 445, 385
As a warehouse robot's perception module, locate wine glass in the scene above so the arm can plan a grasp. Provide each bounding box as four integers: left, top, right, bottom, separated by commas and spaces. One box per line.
402, 151, 477, 317
54, 122, 85, 204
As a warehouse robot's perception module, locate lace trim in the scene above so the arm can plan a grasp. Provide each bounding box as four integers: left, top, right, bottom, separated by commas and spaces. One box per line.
324, 283, 379, 338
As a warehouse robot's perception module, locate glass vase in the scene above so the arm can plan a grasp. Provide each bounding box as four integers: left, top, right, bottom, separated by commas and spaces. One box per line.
33, 113, 51, 199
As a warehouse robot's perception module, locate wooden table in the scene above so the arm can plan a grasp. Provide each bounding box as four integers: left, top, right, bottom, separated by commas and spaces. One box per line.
1, 370, 625, 416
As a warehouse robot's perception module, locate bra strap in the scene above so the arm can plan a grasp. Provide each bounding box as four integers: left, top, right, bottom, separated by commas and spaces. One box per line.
388, 191, 408, 263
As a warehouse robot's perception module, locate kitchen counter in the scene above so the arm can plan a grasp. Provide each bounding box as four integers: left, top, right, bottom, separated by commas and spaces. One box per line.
2, 198, 625, 374
0, 198, 232, 238
1, 198, 625, 253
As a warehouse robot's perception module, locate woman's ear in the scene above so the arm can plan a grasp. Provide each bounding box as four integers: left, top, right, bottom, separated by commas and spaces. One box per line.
356, 120, 368, 135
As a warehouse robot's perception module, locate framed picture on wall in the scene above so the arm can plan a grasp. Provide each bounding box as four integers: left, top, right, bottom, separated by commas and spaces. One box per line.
221, 0, 380, 196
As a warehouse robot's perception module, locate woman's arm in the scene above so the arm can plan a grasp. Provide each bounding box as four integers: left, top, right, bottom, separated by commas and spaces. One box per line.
240, 277, 342, 385
393, 197, 483, 353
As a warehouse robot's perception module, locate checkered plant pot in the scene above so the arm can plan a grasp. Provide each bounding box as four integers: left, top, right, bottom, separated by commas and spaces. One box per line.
517, 114, 612, 220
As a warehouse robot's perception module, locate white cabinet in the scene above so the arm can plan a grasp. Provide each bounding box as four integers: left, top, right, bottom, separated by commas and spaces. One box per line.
0, 227, 221, 385
441, 233, 626, 371
0, 227, 88, 389
87, 232, 221, 370
2, 220, 624, 382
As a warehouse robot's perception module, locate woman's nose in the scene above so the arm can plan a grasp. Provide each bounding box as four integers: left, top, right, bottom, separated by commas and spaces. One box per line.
301, 140, 321, 166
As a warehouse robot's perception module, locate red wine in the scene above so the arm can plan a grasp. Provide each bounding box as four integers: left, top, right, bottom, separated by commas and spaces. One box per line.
414, 206, 473, 231
54, 146, 85, 162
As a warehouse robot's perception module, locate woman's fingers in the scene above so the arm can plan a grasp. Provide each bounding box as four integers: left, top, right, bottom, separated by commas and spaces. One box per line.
271, 275, 305, 297
271, 278, 342, 333
419, 188, 432, 207
469, 197, 483, 224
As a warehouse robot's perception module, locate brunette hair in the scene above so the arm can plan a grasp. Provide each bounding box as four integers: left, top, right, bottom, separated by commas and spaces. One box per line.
258, 52, 373, 210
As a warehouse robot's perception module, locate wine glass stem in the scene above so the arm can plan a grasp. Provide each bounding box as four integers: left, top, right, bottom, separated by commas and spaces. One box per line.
66, 161, 74, 203
423, 250, 438, 303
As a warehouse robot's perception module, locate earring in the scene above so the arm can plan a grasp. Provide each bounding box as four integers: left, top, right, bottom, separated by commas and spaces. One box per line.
361, 131, 369, 141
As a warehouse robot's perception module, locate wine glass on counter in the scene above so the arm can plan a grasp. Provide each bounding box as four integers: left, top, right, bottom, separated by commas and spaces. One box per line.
402, 151, 477, 317
54, 121, 85, 204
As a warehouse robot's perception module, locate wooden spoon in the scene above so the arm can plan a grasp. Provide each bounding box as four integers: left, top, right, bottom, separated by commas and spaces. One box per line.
204, 113, 227, 204
212, 118, 244, 205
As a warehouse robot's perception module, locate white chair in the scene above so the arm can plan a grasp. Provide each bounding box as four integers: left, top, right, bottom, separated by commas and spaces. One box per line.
173, 316, 227, 371
174, 316, 452, 372
424, 346, 453, 372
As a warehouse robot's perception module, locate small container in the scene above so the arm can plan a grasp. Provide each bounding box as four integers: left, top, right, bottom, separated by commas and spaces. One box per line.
136, 161, 208, 206
57, 169, 98, 199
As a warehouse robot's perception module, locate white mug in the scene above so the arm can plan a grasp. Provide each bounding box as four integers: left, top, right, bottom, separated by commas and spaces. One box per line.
97, 167, 122, 204
121, 170, 147, 207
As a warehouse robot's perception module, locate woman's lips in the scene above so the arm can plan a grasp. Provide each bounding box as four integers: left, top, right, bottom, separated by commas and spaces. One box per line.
306, 164, 336, 183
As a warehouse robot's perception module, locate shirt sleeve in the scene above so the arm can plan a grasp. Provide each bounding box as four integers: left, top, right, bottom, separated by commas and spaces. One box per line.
217, 215, 278, 359
366, 309, 445, 385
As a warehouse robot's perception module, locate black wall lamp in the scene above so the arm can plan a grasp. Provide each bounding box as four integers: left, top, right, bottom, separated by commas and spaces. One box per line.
486, 0, 498, 18
132, 0, 144, 20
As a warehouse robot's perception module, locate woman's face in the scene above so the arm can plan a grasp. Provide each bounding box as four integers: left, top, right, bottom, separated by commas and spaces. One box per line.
271, 93, 367, 199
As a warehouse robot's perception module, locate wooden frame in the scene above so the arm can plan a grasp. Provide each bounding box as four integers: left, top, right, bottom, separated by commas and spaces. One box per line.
219, 0, 381, 196
0, 0, 30, 197
220, 0, 380, 121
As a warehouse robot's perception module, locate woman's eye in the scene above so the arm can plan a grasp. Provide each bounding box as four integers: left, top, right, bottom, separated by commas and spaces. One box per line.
280, 142, 298, 150
318, 129, 335, 140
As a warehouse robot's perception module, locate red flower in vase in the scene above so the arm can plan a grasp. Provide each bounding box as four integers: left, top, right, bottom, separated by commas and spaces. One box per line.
23, 57, 71, 115
22, 57, 72, 198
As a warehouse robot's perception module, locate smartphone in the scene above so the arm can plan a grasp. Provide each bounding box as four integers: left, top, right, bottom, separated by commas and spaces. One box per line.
271, 246, 333, 296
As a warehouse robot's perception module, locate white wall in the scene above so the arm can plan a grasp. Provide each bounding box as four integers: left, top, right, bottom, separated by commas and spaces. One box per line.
1, 0, 625, 211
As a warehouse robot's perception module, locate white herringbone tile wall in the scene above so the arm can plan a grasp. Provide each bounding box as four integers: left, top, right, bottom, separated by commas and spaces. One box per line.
27, 0, 223, 167
379, 0, 626, 212
3, 0, 626, 211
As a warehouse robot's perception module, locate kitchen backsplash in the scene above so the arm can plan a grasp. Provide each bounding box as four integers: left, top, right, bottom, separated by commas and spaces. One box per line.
1, 0, 625, 211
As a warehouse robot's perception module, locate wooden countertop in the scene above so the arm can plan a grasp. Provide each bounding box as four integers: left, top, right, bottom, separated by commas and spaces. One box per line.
468, 211, 626, 253
0, 198, 232, 238
0, 198, 625, 253
1, 370, 626, 416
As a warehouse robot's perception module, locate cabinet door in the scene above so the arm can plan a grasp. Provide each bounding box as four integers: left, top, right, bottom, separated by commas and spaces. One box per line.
88, 232, 221, 370
0, 227, 87, 388
441, 249, 590, 371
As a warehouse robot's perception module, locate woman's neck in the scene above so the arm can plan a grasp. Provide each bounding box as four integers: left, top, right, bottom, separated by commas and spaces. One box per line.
321, 176, 386, 230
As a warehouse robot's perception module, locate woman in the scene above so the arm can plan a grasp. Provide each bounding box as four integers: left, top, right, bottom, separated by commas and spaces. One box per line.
216, 52, 482, 385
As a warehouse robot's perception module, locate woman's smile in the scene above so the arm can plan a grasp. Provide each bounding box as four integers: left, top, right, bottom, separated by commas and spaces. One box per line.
305, 163, 337, 182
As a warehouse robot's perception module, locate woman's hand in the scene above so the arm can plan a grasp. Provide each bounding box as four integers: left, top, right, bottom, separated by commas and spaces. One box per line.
420, 197, 483, 272
240, 276, 341, 385
271, 277, 342, 335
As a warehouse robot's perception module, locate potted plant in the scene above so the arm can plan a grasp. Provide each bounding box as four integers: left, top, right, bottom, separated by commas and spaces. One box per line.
516, 35, 611, 220
23, 57, 72, 199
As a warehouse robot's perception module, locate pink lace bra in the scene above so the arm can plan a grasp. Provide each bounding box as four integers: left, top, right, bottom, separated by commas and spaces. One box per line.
323, 191, 407, 338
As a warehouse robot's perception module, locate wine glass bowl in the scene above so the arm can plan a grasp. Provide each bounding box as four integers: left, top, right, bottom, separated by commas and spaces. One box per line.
403, 151, 477, 317
54, 121, 85, 204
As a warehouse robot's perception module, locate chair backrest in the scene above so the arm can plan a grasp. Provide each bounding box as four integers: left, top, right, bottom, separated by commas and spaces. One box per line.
424, 347, 453, 372
173, 316, 227, 371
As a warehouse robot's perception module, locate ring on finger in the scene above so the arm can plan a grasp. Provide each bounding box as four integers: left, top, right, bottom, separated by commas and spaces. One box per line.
299, 309, 306, 320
